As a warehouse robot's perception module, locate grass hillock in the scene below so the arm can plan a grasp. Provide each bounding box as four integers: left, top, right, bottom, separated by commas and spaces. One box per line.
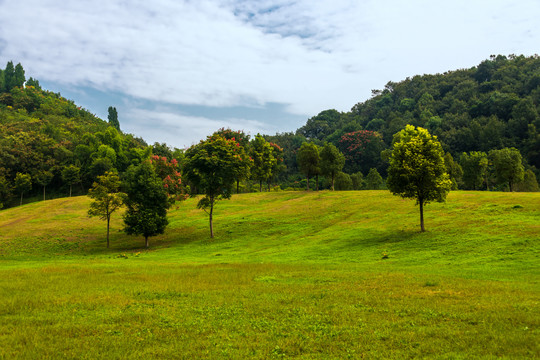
0, 191, 538, 359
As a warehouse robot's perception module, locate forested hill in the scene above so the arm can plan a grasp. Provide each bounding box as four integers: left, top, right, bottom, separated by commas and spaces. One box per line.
0, 62, 148, 208
289, 54, 540, 178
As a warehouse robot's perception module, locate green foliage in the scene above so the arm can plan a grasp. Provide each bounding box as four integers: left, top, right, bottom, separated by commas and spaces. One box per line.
515, 169, 540, 192
338, 130, 384, 174
34, 170, 54, 201
297, 142, 320, 190
334, 171, 352, 190
350, 171, 365, 190
489, 147, 525, 191
61, 165, 80, 197
107, 106, 120, 131
250, 134, 275, 191
365, 168, 383, 190
0, 176, 11, 209
460, 151, 488, 190
14, 173, 32, 206
184, 134, 248, 237
123, 162, 169, 247
387, 125, 452, 231
444, 152, 463, 190
149, 155, 186, 205
88, 171, 125, 248
319, 142, 345, 190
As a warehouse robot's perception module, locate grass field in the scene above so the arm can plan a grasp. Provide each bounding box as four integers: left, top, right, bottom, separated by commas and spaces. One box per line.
0, 191, 539, 359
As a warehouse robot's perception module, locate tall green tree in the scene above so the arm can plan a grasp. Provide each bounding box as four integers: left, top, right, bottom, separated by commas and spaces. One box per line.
250, 134, 276, 192
88, 171, 125, 248
14, 173, 32, 206
0, 176, 11, 209
61, 165, 80, 197
123, 161, 169, 248
297, 142, 321, 191
444, 153, 463, 190
387, 125, 452, 232
214, 129, 252, 193
320, 142, 345, 191
35, 170, 54, 201
107, 106, 120, 131
365, 168, 383, 190
13, 63, 25, 89
184, 134, 246, 238
460, 151, 488, 190
489, 147, 524, 191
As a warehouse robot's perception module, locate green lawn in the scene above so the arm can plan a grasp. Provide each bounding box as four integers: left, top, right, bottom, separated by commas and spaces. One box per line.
0, 191, 539, 359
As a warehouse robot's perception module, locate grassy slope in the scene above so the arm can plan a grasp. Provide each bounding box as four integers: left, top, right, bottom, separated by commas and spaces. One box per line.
0, 191, 538, 359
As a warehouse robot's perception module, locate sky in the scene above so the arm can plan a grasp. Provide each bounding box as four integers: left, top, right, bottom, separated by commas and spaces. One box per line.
0, 0, 539, 149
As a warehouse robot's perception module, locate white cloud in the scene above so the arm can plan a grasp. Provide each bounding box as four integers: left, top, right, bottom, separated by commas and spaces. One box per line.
1, 0, 539, 146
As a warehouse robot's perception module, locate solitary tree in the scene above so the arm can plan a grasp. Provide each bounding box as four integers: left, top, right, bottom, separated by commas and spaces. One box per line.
489, 147, 524, 191
184, 134, 246, 238
14, 173, 32, 206
320, 142, 345, 190
88, 171, 125, 248
108, 106, 120, 131
297, 142, 321, 191
387, 125, 452, 232
123, 161, 169, 248
61, 165, 80, 197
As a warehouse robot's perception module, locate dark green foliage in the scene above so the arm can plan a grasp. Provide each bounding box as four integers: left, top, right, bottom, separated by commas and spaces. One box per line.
61, 165, 80, 197
123, 162, 169, 248
444, 153, 463, 190
460, 151, 488, 190
350, 171, 365, 190
107, 106, 120, 131
365, 168, 383, 190
334, 172, 352, 190
35, 170, 54, 201
319, 142, 345, 190
14, 173, 32, 206
297, 142, 320, 191
489, 147, 524, 191
0, 176, 11, 209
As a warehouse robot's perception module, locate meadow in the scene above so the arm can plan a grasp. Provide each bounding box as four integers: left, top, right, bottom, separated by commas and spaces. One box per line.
0, 191, 538, 359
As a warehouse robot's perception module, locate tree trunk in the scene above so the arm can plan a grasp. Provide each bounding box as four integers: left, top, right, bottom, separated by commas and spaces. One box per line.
331, 173, 335, 191
20, 192, 23, 206
145, 236, 149, 248
268, 180, 270, 192
209, 200, 214, 238
306, 175, 310, 191
69, 184, 72, 197
419, 200, 425, 232
43, 186, 46, 201
259, 180, 262, 192
316, 175, 319, 191
509, 180, 513, 192
106, 215, 110, 248
236, 179, 240, 194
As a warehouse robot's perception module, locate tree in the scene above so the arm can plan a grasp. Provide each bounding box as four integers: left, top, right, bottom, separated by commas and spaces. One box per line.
338, 130, 384, 174
387, 125, 452, 232
13, 63, 25, 89
88, 171, 125, 248
365, 168, 383, 189
444, 153, 463, 190
250, 134, 276, 192
489, 147, 524, 191
107, 106, 120, 131
460, 151, 488, 190
35, 170, 54, 201
0, 176, 11, 209
123, 161, 169, 248
61, 165, 80, 197
351, 171, 365, 190
14, 173, 32, 206
184, 134, 246, 238
214, 129, 252, 193
268, 142, 285, 191
334, 172, 352, 190
149, 155, 186, 205
320, 142, 345, 191
297, 142, 321, 191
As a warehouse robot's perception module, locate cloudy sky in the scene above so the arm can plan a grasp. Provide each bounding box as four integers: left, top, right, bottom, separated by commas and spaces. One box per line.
0, 0, 539, 148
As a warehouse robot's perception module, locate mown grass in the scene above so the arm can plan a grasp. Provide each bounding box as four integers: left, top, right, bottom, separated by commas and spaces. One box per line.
0, 191, 539, 359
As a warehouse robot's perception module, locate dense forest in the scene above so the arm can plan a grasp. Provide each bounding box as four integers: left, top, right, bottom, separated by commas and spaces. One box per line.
1, 55, 539, 209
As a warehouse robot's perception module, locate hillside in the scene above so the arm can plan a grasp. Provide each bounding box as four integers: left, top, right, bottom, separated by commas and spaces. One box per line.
270, 55, 540, 186
0, 62, 148, 208
0, 191, 538, 358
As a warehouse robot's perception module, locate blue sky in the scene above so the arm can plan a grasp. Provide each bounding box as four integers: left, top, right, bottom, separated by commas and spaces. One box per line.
1, 0, 539, 148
